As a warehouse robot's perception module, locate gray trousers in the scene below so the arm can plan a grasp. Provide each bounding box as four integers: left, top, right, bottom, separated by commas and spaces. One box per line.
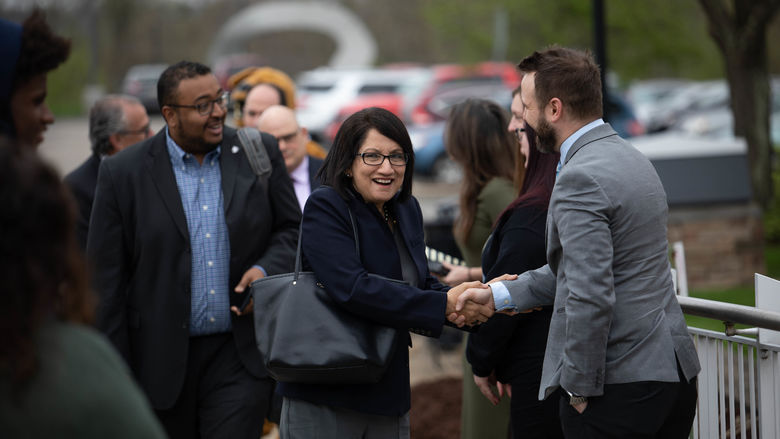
280, 397, 410, 439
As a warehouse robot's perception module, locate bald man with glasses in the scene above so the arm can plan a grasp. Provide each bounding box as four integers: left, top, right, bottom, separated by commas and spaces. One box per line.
257, 105, 323, 211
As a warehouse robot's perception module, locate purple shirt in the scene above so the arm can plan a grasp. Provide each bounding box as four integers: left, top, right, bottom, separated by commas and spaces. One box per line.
289, 155, 311, 212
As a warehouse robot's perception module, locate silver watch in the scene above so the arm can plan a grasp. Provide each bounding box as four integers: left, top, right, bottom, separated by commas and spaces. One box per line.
565, 389, 588, 406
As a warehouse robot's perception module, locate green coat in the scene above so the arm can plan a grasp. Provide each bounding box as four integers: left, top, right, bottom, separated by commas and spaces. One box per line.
0, 322, 166, 439
456, 177, 516, 267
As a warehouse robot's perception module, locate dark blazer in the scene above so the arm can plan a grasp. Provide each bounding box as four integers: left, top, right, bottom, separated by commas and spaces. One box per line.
277, 186, 448, 417
87, 127, 301, 409
467, 203, 551, 383
64, 153, 101, 250
308, 156, 323, 191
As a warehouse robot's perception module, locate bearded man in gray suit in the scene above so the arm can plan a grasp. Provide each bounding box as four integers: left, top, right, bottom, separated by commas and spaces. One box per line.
455, 47, 700, 438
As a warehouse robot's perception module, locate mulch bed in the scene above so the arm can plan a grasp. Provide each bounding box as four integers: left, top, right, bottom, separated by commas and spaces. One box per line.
410, 376, 462, 439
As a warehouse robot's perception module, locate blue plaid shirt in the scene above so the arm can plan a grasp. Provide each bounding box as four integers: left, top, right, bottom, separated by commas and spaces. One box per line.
166, 130, 231, 335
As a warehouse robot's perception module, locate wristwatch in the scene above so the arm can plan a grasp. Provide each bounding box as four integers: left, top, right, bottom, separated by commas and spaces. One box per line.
565, 389, 588, 406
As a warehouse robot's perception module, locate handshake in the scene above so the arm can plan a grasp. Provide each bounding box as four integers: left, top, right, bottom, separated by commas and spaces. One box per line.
444, 274, 518, 327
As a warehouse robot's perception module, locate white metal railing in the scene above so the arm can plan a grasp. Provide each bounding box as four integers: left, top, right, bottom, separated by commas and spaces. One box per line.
679, 274, 780, 439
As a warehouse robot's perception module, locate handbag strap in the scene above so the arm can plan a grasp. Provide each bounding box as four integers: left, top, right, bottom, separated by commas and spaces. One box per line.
294, 207, 358, 279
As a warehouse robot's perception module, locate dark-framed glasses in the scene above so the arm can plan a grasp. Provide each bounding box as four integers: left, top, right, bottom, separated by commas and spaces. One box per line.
167, 92, 229, 116
356, 152, 408, 166
275, 129, 300, 144
118, 123, 152, 138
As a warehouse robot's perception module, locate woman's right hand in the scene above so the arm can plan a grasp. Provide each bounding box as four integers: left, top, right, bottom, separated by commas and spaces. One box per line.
439, 261, 472, 286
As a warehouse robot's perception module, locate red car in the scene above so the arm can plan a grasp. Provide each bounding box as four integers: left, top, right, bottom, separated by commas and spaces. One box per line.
324, 93, 404, 143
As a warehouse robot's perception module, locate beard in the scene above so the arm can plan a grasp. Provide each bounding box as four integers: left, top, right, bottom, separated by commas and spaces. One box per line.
533, 116, 558, 154
170, 118, 222, 156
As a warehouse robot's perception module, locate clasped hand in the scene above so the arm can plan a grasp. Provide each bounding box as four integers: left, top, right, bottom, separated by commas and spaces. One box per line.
445, 281, 494, 327
444, 274, 521, 327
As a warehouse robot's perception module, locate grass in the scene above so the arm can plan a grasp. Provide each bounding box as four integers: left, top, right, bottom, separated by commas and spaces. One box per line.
683, 244, 780, 333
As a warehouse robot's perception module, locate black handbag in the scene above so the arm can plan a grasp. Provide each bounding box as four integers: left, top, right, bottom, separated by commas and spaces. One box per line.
250, 208, 399, 384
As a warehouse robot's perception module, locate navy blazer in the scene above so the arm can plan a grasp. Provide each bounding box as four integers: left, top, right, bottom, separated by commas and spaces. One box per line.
64, 153, 101, 250
467, 203, 552, 383
87, 127, 301, 409
277, 186, 448, 417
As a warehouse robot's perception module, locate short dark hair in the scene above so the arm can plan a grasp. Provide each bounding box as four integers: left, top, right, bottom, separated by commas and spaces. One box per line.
13, 8, 71, 89
0, 140, 92, 388
318, 107, 414, 202
157, 61, 212, 111
517, 46, 602, 121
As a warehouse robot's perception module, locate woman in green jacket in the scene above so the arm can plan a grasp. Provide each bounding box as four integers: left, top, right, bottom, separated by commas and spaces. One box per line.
441, 98, 519, 439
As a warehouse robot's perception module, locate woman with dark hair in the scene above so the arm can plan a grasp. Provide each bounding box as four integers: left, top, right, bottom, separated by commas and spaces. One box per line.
466, 115, 563, 438
0, 142, 165, 438
276, 107, 489, 438
0, 8, 70, 148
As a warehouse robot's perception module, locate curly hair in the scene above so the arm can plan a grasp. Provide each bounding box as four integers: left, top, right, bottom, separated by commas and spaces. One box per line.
0, 140, 93, 390
12, 8, 71, 89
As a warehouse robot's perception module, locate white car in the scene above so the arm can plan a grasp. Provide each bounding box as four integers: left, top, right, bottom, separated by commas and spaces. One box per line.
296, 67, 428, 142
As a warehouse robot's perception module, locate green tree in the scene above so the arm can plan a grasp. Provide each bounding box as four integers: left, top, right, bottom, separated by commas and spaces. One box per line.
697, 0, 780, 209
419, 0, 722, 82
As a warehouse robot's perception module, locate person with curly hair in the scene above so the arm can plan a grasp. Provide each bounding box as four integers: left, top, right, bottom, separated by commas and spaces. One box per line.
0, 8, 70, 148
0, 140, 165, 438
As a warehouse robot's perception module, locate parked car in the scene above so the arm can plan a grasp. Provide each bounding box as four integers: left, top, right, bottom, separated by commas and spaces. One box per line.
120, 64, 167, 113
411, 87, 642, 182
409, 78, 513, 182
672, 77, 780, 145
626, 78, 691, 133
296, 67, 428, 142
404, 62, 519, 126
323, 92, 404, 143
605, 91, 646, 138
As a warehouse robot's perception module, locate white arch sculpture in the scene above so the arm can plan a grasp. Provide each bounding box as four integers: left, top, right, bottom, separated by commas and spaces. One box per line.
208, 1, 377, 68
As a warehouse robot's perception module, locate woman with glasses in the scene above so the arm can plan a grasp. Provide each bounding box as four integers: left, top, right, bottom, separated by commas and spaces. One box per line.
466, 114, 563, 438
276, 107, 488, 439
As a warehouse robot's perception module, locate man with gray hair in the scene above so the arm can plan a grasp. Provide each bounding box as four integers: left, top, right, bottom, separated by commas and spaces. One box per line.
65, 94, 152, 249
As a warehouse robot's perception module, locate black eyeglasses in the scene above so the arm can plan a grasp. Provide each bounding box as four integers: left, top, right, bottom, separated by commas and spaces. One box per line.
167, 92, 229, 116
356, 152, 408, 166
118, 123, 151, 138
274, 129, 299, 144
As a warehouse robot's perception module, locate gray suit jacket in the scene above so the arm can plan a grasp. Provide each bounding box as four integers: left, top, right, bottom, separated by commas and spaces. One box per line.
504, 123, 700, 400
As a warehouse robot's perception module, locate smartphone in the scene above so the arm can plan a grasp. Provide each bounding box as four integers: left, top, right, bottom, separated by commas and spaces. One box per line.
428, 260, 450, 277
239, 289, 253, 313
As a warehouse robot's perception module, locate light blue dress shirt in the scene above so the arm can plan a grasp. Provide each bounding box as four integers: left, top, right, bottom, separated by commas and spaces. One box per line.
492, 118, 605, 311
166, 130, 232, 335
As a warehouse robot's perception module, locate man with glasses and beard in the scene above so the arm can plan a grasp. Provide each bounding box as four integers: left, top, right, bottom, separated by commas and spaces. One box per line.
455, 47, 700, 438
65, 95, 153, 250
87, 61, 301, 439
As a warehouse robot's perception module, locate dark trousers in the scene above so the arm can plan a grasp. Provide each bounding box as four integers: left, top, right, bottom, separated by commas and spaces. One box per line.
558, 376, 698, 439
508, 372, 564, 439
155, 333, 275, 439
